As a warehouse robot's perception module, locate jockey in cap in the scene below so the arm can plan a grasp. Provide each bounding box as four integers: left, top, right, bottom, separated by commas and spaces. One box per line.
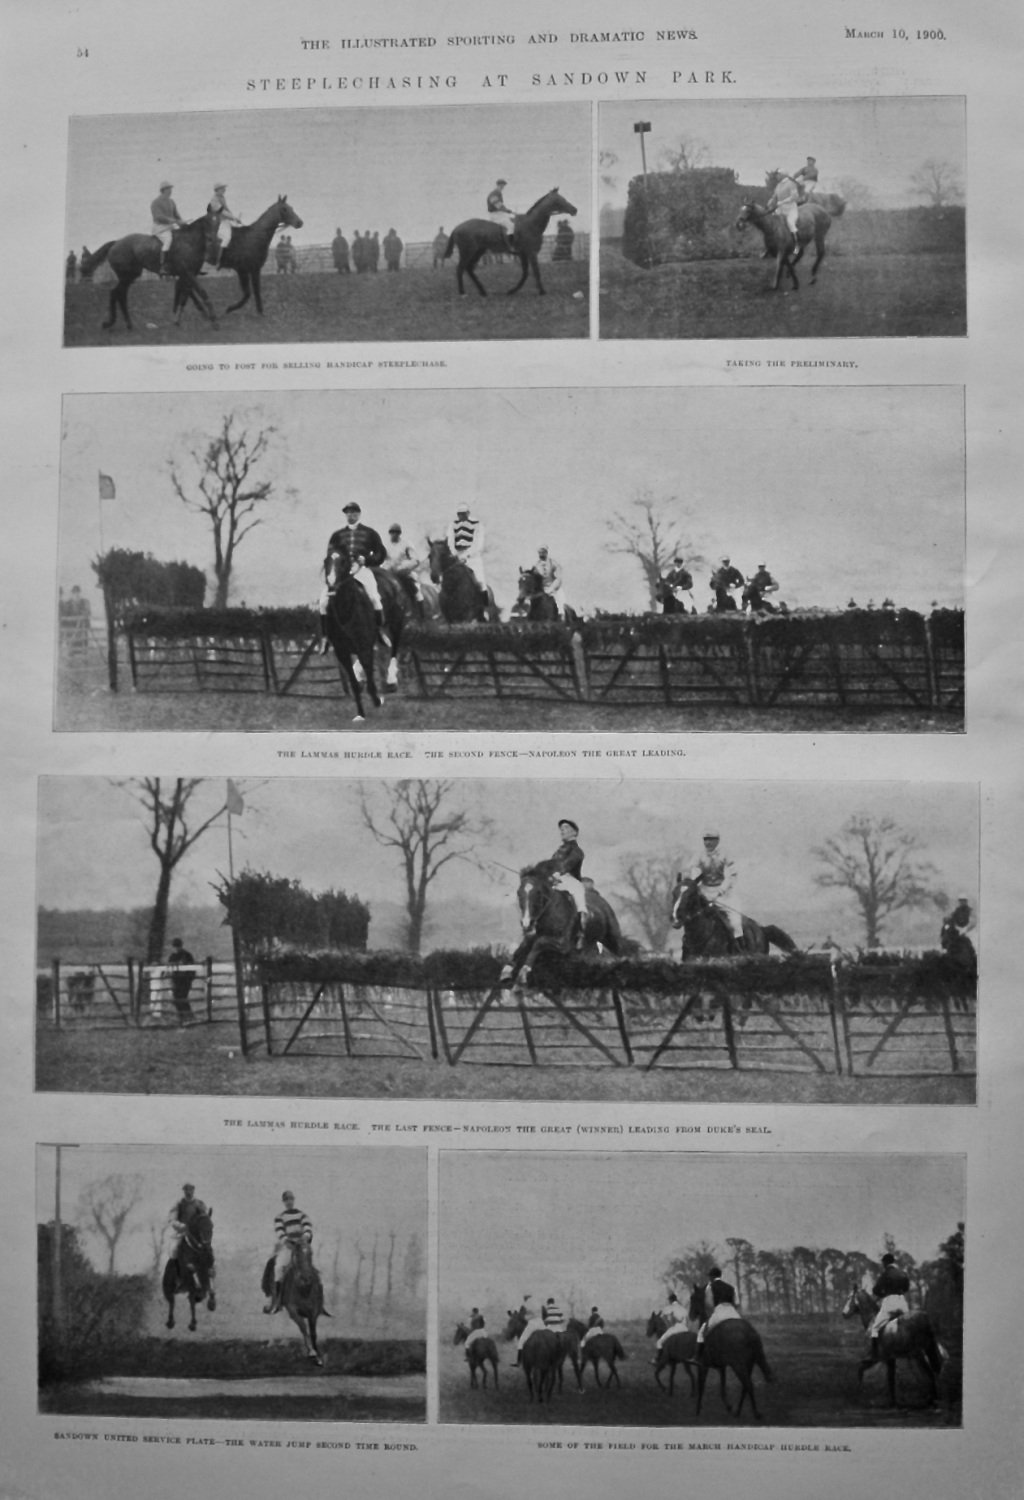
383, 523, 423, 603
867, 1253, 911, 1360
710, 556, 745, 611
580, 1306, 606, 1349
695, 1266, 741, 1344
688, 830, 744, 943
652, 1288, 688, 1355
463, 1306, 488, 1353
168, 1182, 215, 1282
150, 180, 183, 273
534, 546, 565, 617
766, 168, 803, 240
264, 1190, 313, 1314
549, 818, 589, 945
447, 503, 488, 600
318, 501, 390, 652
206, 181, 242, 267
486, 177, 517, 252
793, 156, 820, 202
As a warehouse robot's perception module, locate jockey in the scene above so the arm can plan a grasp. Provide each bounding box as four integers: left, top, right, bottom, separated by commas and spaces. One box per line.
514, 1294, 543, 1363
689, 830, 744, 943
383, 524, 422, 603
548, 818, 589, 945
745, 563, 780, 614
205, 181, 242, 267
695, 1267, 742, 1345
665, 556, 694, 604
149, 180, 183, 274
580, 1306, 605, 1349
793, 156, 820, 201
867, 1253, 911, 1359
319, 501, 389, 652
487, 178, 517, 251
942, 895, 975, 943
168, 1183, 215, 1282
710, 557, 745, 611
264, 1190, 313, 1314
766, 170, 803, 240
446, 504, 488, 601
463, 1306, 488, 1353
534, 546, 565, 616
652, 1289, 689, 1356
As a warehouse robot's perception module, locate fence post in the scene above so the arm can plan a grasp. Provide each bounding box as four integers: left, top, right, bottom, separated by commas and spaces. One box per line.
923, 616, 939, 711
939, 989, 962, 1074
720, 991, 740, 1069
261, 981, 275, 1056
426, 985, 439, 1061
126, 956, 136, 1023
102, 585, 119, 692
51, 957, 61, 1030
205, 956, 214, 1023
230, 924, 249, 1057
570, 633, 590, 701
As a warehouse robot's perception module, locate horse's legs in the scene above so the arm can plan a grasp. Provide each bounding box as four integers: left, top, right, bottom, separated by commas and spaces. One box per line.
886, 1359, 898, 1407
809, 237, 826, 284
717, 1365, 733, 1414
165, 1296, 175, 1331
507, 251, 530, 296
252, 270, 264, 315
188, 1293, 198, 1332
225, 272, 252, 315
464, 250, 488, 297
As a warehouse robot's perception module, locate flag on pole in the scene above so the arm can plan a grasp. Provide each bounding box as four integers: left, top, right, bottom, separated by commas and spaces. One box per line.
98, 472, 116, 500
226, 779, 245, 816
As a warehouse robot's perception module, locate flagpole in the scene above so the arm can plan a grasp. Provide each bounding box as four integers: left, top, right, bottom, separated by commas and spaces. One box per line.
227, 807, 235, 880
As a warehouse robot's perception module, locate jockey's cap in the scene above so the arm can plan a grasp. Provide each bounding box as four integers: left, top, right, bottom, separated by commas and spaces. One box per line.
389, 524, 401, 534
881, 1252, 896, 1265
709, 1266, 722, 1278
807, 156, 816, 163
456, 502, 471, 513
720, 555, 730, 564
214, 182, 227, 190
956, 894, 969, 902
758, 561, 767, 568
183, 1182, 195, 1191
703, 830, 720, 841
558, 818, 579, 835
282, 1189, 295, 1202
496, 178, 507, 186
343, 502, 361, 514
160, 180, 173, 190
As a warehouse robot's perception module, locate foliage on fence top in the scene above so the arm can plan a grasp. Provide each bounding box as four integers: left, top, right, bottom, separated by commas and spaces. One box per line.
124, 604, 317, 639
94, 549, 206, 611
254, 947, 507, 988
217, 871, 369, 957
406, 620, 573, 653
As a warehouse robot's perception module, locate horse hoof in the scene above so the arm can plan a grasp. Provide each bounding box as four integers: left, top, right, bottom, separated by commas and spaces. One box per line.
352, 714, 365, 723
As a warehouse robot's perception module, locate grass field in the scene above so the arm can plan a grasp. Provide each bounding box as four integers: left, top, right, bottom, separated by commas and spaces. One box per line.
440, 1315, 960, 1427
63, 262, 590, 346
599, 248, 967, 340
35, 1024, 974, 1105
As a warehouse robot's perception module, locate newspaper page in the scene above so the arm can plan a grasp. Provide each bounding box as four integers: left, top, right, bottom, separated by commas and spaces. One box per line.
2, 0, 1021, 1497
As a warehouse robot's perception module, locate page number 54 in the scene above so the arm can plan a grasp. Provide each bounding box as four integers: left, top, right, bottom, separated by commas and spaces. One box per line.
76, 46, 89, 57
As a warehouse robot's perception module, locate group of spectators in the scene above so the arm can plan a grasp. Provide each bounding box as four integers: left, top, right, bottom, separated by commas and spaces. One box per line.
331, 228, 405, 273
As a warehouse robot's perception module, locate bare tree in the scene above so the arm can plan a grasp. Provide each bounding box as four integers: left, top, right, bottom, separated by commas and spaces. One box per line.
614, 854, 678, 952
361, 781, 492, 954
168, 411, 283, 609
77, 1174, 144, 1276
605, 491, 702, 610
119, 778, 229, 962
908, 158, 964, 208
813, 814, 944, 948
402, 1232, 426, 1302
659, 135, 711, 173
599, 148, 620, 195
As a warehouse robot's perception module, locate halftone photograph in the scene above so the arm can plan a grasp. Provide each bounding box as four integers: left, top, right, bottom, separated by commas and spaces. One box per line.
438, 1152, 964, 1426
37, 1143, 427, 1420
599, 96, 966, 338
36, 777, 978, 1105
55, 385, 964, 735
63, 103, 590, 345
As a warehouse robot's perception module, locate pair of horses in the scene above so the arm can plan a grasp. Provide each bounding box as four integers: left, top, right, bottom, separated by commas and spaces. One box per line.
670, 877, 797, 959
81, 197, 303, 331
648, 1292, 774, 1418
502, 1308, 585, 1402
426, 538, 498, 623
444, 189, 577, 297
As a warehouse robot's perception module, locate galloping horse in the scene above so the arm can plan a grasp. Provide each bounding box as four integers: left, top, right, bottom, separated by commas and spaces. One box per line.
764, 170, 847, 219
687, 1285, 773, 1420
503, 1308, 581, 1399
262, 1242, 330, 1366
445, 189, 578, 297
162, 1210, 216, 1332
218, 197, 304, 314
842, 1286, 944, 1408
426, 538, 497, 623
578, 1330, 628, 1388
670, 877, 797, 959
735, 199, 833, 292
84, 215, 217, 332
454, 1322, 500, 1389
507, 860, 624, 984
646, 1310, 700, 1396
322, 558, 410, 722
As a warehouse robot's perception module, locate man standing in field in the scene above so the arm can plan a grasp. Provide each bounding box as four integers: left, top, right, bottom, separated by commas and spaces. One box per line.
167, 937, 197, 1024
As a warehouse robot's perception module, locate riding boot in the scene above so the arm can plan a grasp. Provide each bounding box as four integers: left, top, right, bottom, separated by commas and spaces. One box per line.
317, 615, 330, 655
375, 609, 392, 650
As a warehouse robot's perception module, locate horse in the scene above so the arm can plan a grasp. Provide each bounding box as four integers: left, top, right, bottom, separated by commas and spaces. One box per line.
444, 189, 578, 297
262, 1242, 330, 1366
322, 560, 410, 722
218, 197, 304, 314
735, 199, 832, 291
578, 1330, 628, 1389
646, 1310, 700, 1396
670, 877, 797, 959
655, 577, 693, 615
687, 1284, 773, 1420
454, 1322, 500, 1389
84, 215, 217, 332
162, 1211, 216, 1332
514, 568, 576, 624
506, 861, 625, 985
842, 1286, 944, 1408
503, 1308, 581, 1398
426, 538, 497, 623
765, 169, 847, 219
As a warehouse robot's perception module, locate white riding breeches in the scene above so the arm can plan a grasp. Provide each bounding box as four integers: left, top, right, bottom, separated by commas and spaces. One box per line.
456, 553, 487, 591
553, 873, 588, 918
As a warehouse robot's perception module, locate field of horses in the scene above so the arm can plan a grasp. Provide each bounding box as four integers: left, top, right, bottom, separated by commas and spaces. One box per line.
40, 1337, 426, 1422
440, 1316, 959, 1428
599, 248, 967, 340
63, 263, 589, 346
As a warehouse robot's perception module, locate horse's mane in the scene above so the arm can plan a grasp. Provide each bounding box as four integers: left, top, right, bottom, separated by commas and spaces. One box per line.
524, 188, 561, 216
521, 859, 558, 881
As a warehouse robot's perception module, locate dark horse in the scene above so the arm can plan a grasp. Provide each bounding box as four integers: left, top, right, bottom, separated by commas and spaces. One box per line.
454, 1322, 500, 1389
84, 215, 217, 332
445, 189, 578, 297
670, 877, 797, 959
505, 860, 624, 984
687, 1285, 774, 1420
655, 577, 693, 614
646, 1310, 700, 1396
426, 538, 497, 623
218, 197, 304, 314
842, 1287, 944, 1408
323, 558, 411, 722
162, 1211, 216, 1332
262, 1242, 330, 1366
735, 199, 832, 291
503, 1308, 581, 1400
514, 568, 577, 625
578, 1330, 628, 1389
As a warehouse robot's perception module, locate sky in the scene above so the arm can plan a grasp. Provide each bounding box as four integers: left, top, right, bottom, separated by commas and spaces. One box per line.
439, 1151, 965, 1318
57, 385, 965, 617
599, 96, 967, 210
36, 777, 979, 951
65, 103, 591, 253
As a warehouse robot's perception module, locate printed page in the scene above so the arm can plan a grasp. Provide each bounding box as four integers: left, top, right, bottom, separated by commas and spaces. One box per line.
2, 2, 1021, 1497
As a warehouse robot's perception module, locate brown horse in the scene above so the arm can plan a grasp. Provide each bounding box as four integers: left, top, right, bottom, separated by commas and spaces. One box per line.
426, 538, 497, 623
735, 199, 832, 291
262, 1242, 330, 1366
454, 1322, 500, 1389
646, 1310, 699, 1396
162, 1211, 216, 1332
445, 189, 578, 297
322, 560, 411, 721
84, 215, 217, 332
670, 877, 797, 959
218, 197, 304, 314
687, 1285, 773, 1420
578, 1329, 628, 1388
842, 1286, 945, 1408
505, 862, 625, 986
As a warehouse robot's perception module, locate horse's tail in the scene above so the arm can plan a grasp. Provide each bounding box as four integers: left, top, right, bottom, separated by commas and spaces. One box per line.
84, 241, 115, 275
763, 924, 797, 953
923, 1327, 945, 1373
443, 232, 456, 260
613, 1337, 627, 1360
829, 194, 847, 219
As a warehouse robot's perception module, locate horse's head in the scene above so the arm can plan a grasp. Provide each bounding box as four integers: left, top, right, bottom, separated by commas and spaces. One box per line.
548, 189, 577, 218
453, 1322, 469, 1345
426, 537, 451, 584
277, 195, 304, 231
765, 169, 782, 189
735, 202, 759, 232
645, 1310, 666, 1338
518, 867, 550, 931
517, 567, 542, 600
670, 876, 701, 929
503, 1308, 527, 1341
841, 1287, 867, 1322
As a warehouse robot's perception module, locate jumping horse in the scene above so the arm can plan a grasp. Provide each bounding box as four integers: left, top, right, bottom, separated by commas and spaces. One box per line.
670, 877, 797, 959
322, 556, 411, 722
445, 189, 578, 297
262, 1242, 330, 1366
426, 538, 497, 623
506, 860, 624, 984
162, 1210, 216, 1332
